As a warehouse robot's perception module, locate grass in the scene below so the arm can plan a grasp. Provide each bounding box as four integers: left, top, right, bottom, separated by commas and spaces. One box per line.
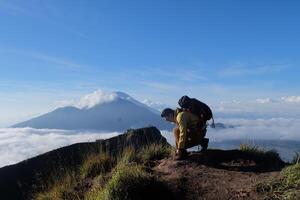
34, 171, 79, 200
292, 152, 300, 164
256, 163, 300, 200
87, 162, 172, 200
239, 143, 283, 167
138, 144, 173, 162
96, 163, 151, 200
80, 153, 113, 179
33, 144, 173, 200
33, 152, 114, 200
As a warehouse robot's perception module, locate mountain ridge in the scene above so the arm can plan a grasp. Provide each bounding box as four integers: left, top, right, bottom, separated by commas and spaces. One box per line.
12, 92, 172, 131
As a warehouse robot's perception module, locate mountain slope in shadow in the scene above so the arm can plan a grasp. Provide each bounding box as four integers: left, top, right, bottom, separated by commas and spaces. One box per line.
13, 98, 172, 131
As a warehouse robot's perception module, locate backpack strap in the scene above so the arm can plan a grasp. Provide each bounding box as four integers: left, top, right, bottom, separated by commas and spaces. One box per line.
211, 115, 216, 128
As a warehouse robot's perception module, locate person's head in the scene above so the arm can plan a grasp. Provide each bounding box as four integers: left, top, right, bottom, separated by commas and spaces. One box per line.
161, 108, 175, 123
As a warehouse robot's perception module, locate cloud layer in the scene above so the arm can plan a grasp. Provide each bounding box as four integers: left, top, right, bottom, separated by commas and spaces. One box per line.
162, 118, 300, 142
0, 128, 119, 168
214, 97, 300, 119
1, 116, 300, 168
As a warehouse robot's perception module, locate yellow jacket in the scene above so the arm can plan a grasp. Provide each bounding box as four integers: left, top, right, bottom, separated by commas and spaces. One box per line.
175, 109, 201, 149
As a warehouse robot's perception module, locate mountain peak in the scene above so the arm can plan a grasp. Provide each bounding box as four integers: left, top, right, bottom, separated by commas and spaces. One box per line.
12, 90, 171, 131
76, 90, 120, 109
73, 90, 139, 109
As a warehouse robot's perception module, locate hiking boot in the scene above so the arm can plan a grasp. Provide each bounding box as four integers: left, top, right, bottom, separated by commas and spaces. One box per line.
200, 138, 209, 152
175, 149, 188, 160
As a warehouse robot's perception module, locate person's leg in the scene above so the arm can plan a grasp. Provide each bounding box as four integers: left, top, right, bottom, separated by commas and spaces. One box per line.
173, 127, 180, 149
199, 129, 209, 152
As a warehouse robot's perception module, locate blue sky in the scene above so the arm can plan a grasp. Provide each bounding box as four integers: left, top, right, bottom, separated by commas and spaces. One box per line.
0, 0, 300, 126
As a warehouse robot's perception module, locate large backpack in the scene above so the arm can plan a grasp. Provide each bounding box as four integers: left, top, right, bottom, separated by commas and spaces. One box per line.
178, 95, 215, 127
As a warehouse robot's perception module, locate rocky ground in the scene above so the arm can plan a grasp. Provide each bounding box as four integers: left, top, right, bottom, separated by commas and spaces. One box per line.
153, 151, 282, 200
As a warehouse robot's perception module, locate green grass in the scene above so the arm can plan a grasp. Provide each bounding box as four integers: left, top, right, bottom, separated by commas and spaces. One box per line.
33, 144, 173, 200
138, 144, 173, 162
239, 143, 283, 166
34, 171, 79, 200
87, 162, 172, 200
96, 163, 151, 200
292, 152, 300, 164
80, 153, 113, 179
33, 152, 114, 200
256, 163, 300, 200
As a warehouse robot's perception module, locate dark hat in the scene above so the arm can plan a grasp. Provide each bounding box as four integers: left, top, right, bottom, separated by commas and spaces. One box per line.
161, 108, 174, 117
178, 95, 191, 109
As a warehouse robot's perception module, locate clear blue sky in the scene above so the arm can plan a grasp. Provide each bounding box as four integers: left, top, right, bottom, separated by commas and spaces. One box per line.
0, 0, 300, 126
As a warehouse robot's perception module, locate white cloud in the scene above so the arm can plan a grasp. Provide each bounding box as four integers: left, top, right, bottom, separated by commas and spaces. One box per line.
142, 99, 170, 111
254, 96, 300, 104
76, 90, 118, 109
219, 64, 288, 77
214, 97, 300, 119
1, 117, 300, 168
55, 90, 121, 109
281, 96, 300, 103
209, 118, 300, 141
0, 128, 119, 168
256, 98, 275, 104
162, 118, 300, 143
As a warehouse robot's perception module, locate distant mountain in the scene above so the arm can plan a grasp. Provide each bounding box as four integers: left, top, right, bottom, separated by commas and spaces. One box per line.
142, 99, 171, 112
209, 122, 235, 129
12, 92, 172, 131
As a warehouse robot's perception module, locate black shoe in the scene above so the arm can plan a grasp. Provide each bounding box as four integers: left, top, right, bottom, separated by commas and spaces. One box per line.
200, 138, 209, 152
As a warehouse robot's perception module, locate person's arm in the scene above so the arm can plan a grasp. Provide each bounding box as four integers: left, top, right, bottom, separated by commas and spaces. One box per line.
176, 113, 188, 149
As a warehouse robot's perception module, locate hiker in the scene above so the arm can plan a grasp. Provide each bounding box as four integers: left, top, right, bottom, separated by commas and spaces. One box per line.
161, 96, 213, 160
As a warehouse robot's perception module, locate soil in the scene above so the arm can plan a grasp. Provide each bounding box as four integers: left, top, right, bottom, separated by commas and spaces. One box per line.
153, 150, 282, 200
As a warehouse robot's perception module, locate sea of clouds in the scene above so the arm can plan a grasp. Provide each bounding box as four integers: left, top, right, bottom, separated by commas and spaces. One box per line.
0, 128, 119, 168
1, 117, 300, 168
1, 91, 300, 167
162, 118, 300, 143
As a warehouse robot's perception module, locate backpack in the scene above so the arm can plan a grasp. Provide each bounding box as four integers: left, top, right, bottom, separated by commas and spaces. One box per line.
178, 95, 215, 127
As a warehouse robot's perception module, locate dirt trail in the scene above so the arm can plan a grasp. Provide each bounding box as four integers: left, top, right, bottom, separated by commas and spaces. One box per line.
153, 151, 281, 200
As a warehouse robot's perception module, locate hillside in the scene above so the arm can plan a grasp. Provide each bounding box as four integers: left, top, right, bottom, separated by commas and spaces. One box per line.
1, 127, 299, 200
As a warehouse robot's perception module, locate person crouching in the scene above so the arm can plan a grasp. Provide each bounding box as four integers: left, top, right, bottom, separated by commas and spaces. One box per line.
161, 108, 209, 160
